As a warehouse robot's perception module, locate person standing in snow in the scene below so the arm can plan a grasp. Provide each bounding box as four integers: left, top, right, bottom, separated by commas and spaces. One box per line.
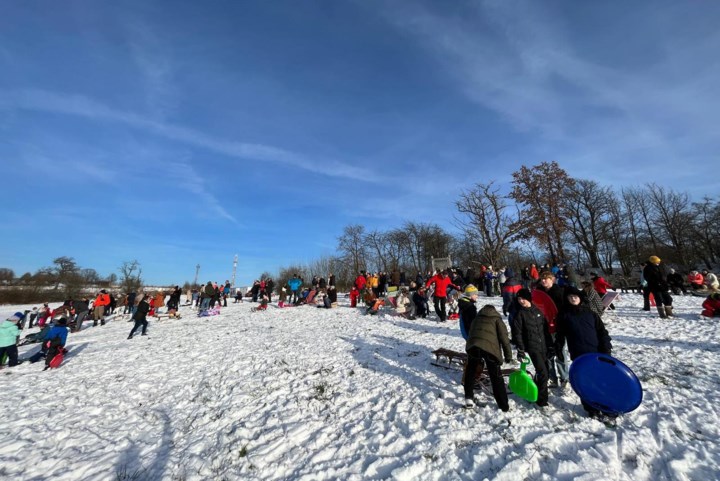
0, 312, 22, 367
458, 285, 480, 339
128, 295, 150, 339
92, 290, 111, 326
555, 287, 612, 418
463, 305, 513, 411
425, 270, 460, 322
511, 288, 552, 407
643, 256, 673, 318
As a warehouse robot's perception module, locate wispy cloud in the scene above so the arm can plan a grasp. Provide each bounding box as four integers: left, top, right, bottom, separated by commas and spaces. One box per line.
0, 89, 375, 182
373, 1, 720, 186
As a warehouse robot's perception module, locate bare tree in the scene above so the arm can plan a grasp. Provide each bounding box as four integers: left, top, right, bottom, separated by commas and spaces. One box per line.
0, 268, 14, 283
455, 181, 525, 269
563, 179, 615, 270
691, 197, 720, 268
119, 260, 143, 293
337, 224, 367, 275
646, 183, 695, 266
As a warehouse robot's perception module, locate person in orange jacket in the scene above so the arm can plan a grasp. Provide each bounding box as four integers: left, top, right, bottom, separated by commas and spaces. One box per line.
93, 289, 111, 326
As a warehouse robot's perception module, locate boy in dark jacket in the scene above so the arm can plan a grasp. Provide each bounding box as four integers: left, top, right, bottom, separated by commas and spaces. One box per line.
128, 295, 150, 339
458, 285, 479, 339
555, 287, 612, 417
463, 305, 513, 410
511, 289, 552, 407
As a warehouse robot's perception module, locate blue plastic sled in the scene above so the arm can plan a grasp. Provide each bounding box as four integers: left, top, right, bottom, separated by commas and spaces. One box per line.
569, 353, 643, 415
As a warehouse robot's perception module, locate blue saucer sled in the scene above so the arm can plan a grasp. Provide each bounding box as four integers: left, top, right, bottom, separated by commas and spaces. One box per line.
569, 353, 643, 415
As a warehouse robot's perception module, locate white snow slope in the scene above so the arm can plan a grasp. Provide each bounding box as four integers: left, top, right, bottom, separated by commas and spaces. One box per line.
1, 293, 719, 481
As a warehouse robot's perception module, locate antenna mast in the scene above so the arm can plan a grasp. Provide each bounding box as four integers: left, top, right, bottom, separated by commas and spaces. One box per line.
232, 255, 238, 288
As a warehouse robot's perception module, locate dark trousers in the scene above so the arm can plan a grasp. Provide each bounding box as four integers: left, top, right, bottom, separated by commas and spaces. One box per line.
642, 286, 651, 310
528, 351, 549, 406
0, 345, 19, 366
464, 347, 509, 411
433, 296, 447, 321
129, 318, 148, 337
651, 290, 672, 308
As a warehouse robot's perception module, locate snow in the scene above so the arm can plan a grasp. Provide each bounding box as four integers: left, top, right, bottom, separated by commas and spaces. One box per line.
2, 293, 719, 480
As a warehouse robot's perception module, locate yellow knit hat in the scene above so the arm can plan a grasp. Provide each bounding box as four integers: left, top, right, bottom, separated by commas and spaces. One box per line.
648, 255, 661, 264
464, 284, 479, 295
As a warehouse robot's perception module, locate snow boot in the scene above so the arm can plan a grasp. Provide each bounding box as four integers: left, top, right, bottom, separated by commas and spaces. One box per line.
656, 307, 668, 319
664, 306, 674, 318
127, 334, 133, 340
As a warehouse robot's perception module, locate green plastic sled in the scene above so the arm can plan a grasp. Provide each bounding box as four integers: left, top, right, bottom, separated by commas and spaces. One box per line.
509, 357, 538, 403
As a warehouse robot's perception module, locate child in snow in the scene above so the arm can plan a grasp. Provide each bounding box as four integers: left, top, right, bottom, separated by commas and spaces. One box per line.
0, 312, 22, 367
278, 287, 288, 307
447, 293, 460, 320
458, 285, 480, 339
29, 317, 69, 365
128, 295, 150, 339
511, 288, 552, 407
463, 305, 513, 410
395, 287, 415, 319
555, 287, 612, 418
412, 287, 429, 319
702, 292, 720, 317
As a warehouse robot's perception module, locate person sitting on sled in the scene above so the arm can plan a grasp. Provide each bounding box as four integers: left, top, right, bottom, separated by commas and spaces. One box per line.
0, 312, 23, 367
702, 292, 720, 317
29, 317, 69, 364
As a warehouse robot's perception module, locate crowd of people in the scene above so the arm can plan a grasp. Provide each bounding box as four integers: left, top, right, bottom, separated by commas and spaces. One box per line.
3, 258, 719, 420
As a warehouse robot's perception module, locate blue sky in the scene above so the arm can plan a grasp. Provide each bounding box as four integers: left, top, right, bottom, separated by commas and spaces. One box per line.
1, 1, 719, 286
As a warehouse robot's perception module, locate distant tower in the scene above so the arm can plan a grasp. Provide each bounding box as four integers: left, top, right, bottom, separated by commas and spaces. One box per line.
193, 264, 200, 286
232, 255, 238, 288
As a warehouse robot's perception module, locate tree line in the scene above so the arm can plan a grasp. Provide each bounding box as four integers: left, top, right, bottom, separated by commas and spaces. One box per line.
273, 161, 719, 289
0, 257, 143, 304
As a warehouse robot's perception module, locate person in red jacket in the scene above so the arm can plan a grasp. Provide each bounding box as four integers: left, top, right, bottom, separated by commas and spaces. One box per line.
688, 271, 705, 290
354, 271, 367, 292
590, 273, 615, 310
702, 292, 720, 317
425, 270, 460, 322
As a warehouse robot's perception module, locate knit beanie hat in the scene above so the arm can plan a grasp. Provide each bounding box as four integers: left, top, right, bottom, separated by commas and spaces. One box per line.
648, 255, 661, 265
565, 286, 583, 299
464, 284, 479, 295
517, 288, 532, 303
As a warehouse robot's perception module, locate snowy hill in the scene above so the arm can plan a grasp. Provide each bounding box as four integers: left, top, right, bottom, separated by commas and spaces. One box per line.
1, 294, 719, 480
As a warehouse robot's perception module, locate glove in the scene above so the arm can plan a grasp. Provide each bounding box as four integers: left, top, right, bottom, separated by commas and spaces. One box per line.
517, 351, 526, 362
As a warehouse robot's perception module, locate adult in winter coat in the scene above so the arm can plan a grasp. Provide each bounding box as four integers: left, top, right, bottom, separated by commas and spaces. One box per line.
643, 256, 673, 318
702, 270, 719, 290
580, 281, 604, 318
200, 282, 215, 310
154, 291, 166, 313
288, 275, 302, 304
354, 272, 367, 292
501, 269, 522, 319
511, 289, 552, 407
666, 269, 687, 295
688, 271, 705, 290
93, 290, 111, 326
555, 287, 612, 417
128, 295, 151, 339
0, 312, 22, 367
590, 273, 614, 310
425, 271, 460, 322
463, 305, 513, 411
72, 298, 90, 332
458, 285, 480, 339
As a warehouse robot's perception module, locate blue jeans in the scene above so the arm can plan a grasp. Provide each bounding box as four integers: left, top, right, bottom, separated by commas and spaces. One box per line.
200, 297, 211, 310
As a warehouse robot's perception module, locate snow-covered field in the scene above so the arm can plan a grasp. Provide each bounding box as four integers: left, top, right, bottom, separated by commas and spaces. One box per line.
2, 293, 719, 481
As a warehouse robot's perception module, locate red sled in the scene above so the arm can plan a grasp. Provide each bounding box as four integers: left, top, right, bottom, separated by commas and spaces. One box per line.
48, 351, 64, 369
